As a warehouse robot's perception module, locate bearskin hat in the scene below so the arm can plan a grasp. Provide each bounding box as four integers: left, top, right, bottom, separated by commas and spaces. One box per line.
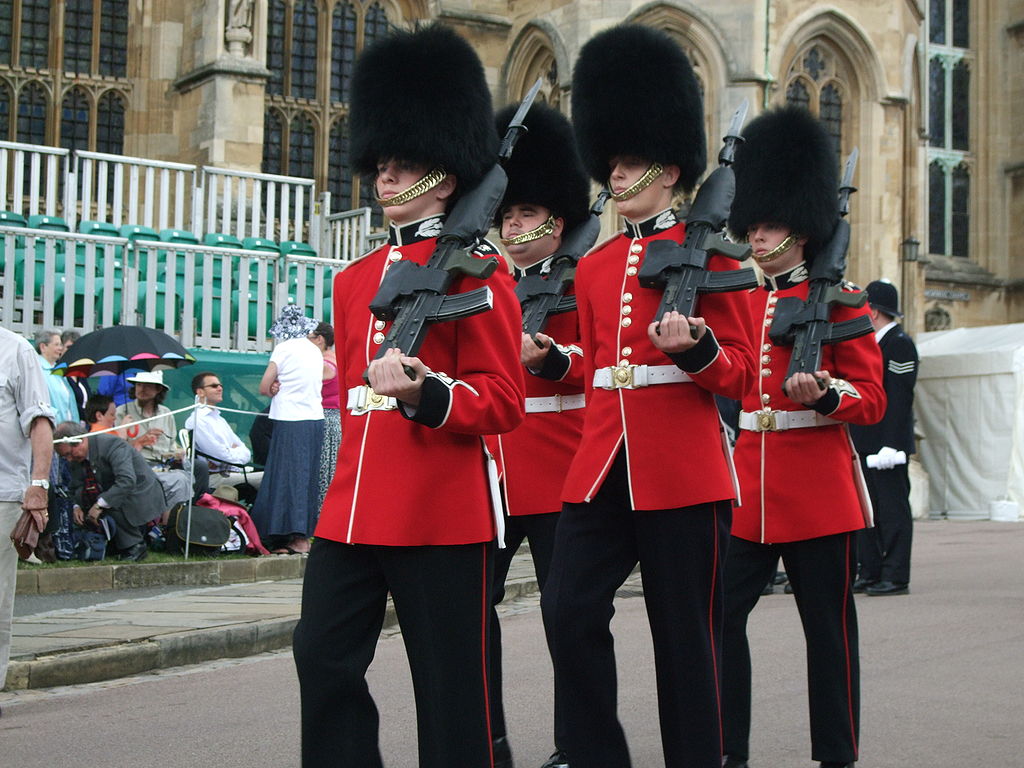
349, 24, 497, 191
493, 102, 591, 231
571, 24, 706, 193
728, 105, 839, 257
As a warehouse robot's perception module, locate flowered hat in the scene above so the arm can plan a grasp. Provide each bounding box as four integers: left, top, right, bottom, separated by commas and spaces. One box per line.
269, 305, 319, 340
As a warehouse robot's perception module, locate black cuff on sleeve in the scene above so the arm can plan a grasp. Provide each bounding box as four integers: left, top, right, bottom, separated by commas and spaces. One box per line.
401, 375, 451, 429
536, 345, 571, 381
666, 327, 720, 373
810, 387, 841, 416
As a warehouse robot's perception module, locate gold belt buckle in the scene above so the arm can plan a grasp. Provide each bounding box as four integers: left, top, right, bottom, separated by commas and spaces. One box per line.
757, 409, 777, 432
366, 388, 387, 409
611, 365, 635, 389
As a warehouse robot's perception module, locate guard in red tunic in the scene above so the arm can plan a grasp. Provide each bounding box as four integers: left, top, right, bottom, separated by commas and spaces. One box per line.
487, 102, 590, 768
540, 25, 758, 768
292, 25, 525, 768
720, 106, 886, 768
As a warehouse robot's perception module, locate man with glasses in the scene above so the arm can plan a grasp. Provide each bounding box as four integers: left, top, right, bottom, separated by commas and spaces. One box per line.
184, 371, 262, 495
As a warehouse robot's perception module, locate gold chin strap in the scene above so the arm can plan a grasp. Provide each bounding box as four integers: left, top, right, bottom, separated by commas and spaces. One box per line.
376, 167, 447, 207
753, 234, 797, 264
609, 163, 664, 202
500, 216, 556, 246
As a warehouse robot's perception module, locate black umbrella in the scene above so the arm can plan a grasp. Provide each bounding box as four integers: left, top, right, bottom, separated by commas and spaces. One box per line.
52, 326, 196, 378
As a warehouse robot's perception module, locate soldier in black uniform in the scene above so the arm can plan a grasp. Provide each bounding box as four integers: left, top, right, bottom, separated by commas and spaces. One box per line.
850, 280, 919, 596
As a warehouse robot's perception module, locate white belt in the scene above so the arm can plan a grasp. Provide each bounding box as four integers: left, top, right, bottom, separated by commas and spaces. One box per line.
592, 364, 692, 390
739, 409, 839, 432
346, 385, 398, 415
524, 393, 586, 413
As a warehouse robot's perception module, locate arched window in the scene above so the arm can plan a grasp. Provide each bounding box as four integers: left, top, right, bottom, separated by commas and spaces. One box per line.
264, 0, 398, 212
1, 3, 130, 152
18, 0, 49, 70
928, 160, 945, 255
289, 112, 316, 179
330, 3, 356, 104
61, 87, 91, 150
96, 90, 124, 154
17, 81, 47, 144
783, 43, 848, 169
290, 0, 318, 100
951, 163, 969, 258
263, 109, 284, 175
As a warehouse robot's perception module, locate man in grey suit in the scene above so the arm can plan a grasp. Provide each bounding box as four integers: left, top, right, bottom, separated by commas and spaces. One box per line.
53, 421, 168, 561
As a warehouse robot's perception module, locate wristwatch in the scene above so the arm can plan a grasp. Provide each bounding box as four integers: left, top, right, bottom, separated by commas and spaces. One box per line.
30, 479, 50, 490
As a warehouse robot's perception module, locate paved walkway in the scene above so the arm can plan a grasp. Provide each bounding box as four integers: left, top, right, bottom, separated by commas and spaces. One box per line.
5, 550, 541, 691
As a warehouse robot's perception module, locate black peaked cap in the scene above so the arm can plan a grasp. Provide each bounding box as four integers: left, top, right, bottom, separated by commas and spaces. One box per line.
349, 24, 497, 191
571, 24, 706, 193
728, 105, 839, 258
494, 102, 591, 230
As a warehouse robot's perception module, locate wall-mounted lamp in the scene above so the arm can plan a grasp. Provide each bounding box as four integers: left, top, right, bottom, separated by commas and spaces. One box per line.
900, 236, 921, 263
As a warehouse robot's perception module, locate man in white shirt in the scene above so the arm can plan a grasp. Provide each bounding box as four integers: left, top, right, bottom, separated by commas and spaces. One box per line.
184, 371, 262, 495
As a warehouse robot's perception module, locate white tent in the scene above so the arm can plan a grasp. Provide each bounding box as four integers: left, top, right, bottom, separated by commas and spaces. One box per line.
914, 323, 1024, 520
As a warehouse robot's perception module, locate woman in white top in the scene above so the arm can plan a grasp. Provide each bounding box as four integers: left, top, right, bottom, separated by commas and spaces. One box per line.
250, 305, 325, 554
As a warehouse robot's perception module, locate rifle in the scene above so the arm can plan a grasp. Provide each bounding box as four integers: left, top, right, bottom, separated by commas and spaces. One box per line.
637, 100, 759, 337
364, 78, 543, 380
768, 148, 874, 391
516, 189, 610, 347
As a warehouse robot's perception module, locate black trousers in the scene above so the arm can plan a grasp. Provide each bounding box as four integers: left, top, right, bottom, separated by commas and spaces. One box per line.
722, 532, 860, 764
293, 538, 495, 768
858, 460, 913, 584
488, 510, 563, 749
542, 451, 731, 768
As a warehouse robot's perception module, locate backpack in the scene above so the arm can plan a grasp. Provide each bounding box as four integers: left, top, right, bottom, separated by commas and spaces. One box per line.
165, 502, 232, 555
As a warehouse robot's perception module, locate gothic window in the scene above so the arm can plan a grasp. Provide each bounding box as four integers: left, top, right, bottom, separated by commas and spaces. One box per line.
783, 43, 848, 169
0, 82, 10, 140
264, 0, 397, 212
1, 3, 130, 151
96, 90, 124, 154
927, 0, 972, 257
18, 0, 49, 70
263, 109, 284, 175
61, 87, 90, 150
17, 81, 47, 144
63, 0, 93, 74
290, 1, 318, 100
330, 3, 356, 104
289, 112, 316, 179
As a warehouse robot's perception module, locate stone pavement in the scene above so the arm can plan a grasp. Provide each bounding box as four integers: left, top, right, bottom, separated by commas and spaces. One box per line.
4, 551, 541, 691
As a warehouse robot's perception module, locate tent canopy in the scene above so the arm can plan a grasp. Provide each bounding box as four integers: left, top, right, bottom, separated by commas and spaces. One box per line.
914, 323, 1024, 519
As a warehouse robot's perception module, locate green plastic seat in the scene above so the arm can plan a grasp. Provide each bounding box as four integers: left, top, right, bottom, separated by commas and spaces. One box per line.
242, 237, 280, 253
0, 211, 28, 227
204, 232, 244, 249
279, 240, 318, 258
27, 214, 70, 232
78, 220, 121, 237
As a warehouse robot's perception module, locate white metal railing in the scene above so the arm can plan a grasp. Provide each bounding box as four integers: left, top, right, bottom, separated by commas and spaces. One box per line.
323, 203, 374, 263
1, 226, 349, 353
66, 150, 197, 233
193, 166, 317, 246
0, 141, 70, 218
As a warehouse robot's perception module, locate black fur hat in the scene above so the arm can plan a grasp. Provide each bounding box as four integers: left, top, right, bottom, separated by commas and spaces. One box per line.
728, 105, 839, 257
494, 102, 591, 231
349, 24, 497, 191
571, 24, 706, 193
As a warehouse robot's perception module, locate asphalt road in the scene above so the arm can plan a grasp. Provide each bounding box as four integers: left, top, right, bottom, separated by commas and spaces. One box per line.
2, 520, 1022, 767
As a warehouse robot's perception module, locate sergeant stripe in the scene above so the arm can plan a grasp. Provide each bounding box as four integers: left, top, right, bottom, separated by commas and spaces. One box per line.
888, 360, 916, 374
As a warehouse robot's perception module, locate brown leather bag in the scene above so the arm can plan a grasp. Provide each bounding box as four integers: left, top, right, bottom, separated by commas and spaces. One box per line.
11, 508, 46, 560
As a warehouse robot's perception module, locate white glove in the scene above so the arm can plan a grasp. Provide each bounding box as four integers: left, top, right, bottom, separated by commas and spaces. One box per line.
867, 446, 906, 470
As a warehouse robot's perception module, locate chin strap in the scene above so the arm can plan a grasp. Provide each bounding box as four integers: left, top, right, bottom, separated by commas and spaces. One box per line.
753, 234, 797, 264
500, 216, 556, 245
609, 163, 663, 202
377, 167, 447, 207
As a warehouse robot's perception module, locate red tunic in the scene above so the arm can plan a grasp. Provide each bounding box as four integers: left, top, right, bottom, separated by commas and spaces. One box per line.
499, 260, 585, 517
316, 219, 525, 546
732, 266, 886, 544
561, 213, 758, 510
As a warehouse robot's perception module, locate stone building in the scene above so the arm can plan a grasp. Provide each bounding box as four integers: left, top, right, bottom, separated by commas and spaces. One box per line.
1, 0, 1020, 333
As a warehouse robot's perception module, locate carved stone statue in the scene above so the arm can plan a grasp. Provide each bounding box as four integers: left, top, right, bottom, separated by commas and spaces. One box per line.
226, 0, 255, 57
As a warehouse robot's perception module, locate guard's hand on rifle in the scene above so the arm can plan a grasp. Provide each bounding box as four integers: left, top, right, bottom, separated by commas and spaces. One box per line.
367, 347, 426, 408
648, 312, 704, 354
784, 370, 832, 406
521, 332, 552, 368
